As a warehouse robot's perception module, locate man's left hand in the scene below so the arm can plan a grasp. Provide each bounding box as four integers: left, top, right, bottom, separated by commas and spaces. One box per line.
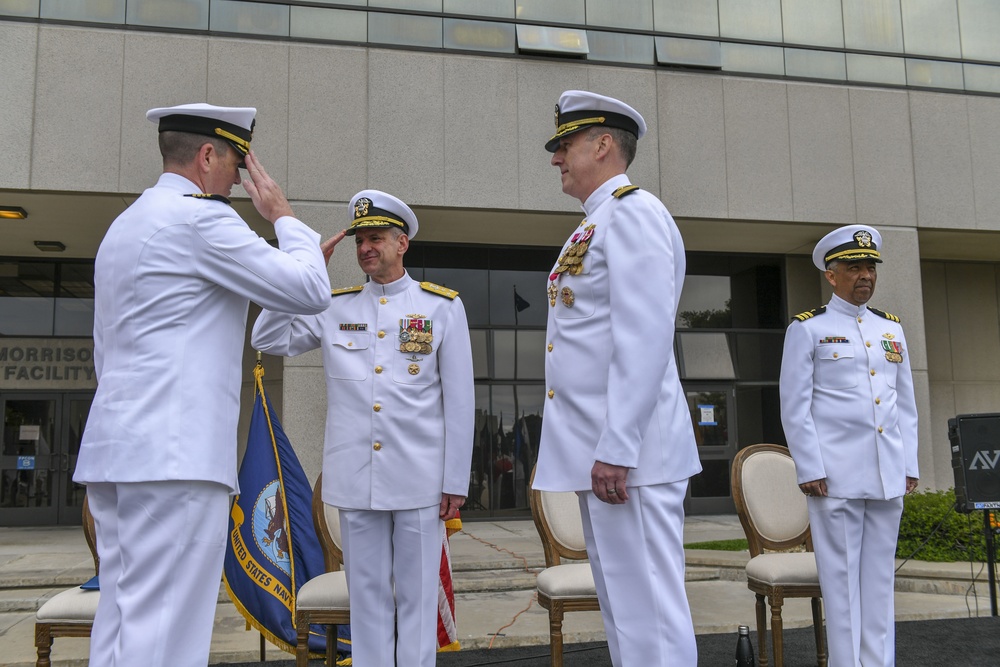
906, 476, 919, 494
440, 493, 465, 521
592, 461, 629, 504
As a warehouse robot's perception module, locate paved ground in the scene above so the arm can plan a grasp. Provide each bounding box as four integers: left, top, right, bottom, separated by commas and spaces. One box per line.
2, 516, 997, 666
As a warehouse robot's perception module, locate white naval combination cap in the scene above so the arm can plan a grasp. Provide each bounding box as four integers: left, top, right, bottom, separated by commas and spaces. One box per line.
346, 190, 419, 239
146, 103, 256, 160
812, 224, 884, 271
545, 90, 647, 152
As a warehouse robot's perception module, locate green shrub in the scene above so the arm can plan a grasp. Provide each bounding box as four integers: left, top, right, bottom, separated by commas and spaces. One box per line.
896, 488, 988, 562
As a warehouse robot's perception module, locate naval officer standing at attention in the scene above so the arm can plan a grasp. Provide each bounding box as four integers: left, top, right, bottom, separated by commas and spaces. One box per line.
531, 90, 702, 666
780, 224, 919, 667
73, 103, 332, 667
252, 190, 474, 667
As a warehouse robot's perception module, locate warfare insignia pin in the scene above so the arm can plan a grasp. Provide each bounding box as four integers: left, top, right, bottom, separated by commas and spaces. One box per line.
561, 286, 575, 307
883, 332, 895, 340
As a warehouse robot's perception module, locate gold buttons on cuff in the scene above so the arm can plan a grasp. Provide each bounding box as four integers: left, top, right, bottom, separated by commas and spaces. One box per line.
547, 389, 555, 399
870, 369, 876, 376
875, 397, 881, 405
379, 297, 387, 305
375, 366, 383, 374
373, 442, 382, 451
378, 330, 386, 339
547, 343, 554, 352
373, 403, 381, 412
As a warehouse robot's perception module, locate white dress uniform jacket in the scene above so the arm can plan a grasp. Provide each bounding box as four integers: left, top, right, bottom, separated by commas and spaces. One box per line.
252, 272, 475, 510
779, 294, 919, 498
74, 172, 331, 492
533, 174, 701, 492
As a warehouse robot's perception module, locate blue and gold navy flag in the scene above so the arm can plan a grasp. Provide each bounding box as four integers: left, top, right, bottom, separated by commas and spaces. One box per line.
223, 361, 350, 662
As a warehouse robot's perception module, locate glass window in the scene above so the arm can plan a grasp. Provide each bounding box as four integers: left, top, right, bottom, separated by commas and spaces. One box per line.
906, 57, 964, 89
784, 48, 847, 81
690, 458, 730, 498
475, 384, 544, 512
842, 0, 904, 53
127, 0, 208, 30
210, 0, 289, 37
444, 18, 516, 53
489, 270, 548, 327
40, 0, 124, 23
678, 275, 731, 329
370, 0, 442, 10
586, 0, 653, 31
369, 11, 442, 48
732, 332, 783, 381
846, 53, 907, 86
900, 0, 961, 59
290, 6, 367, 42
423, 267, 489, 325
678, 332, 736, 379
515, 0, 585, 25
718, 0, 782, 42
516, 24, 589, 56
687, 389, 729, 447
781, 0, 844, 48
492, 330, 546, 380
586, 30, 654, 65
55, 263, 95, 337
0, 0, 40, 17
958, 0, 1000, 62
736, 386, 785, 446
653, 0, 719, 37
721, 42, 785, 76
0, 262, 55, 337
964, 63, 1000, 94
444, 0, 514, 19
655, 36, 722, 69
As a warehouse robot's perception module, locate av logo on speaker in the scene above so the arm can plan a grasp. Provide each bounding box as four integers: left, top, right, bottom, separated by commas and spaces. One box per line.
969, 450, 1000, 470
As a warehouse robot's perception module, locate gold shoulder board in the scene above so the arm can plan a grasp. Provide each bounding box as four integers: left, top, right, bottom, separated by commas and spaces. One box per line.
791, 306, 826, 322
869, 307, 901, 323
332, 285, 365, 296
612, 185, 641, 199
184, 193, 232, 205
420, 281, 458, 299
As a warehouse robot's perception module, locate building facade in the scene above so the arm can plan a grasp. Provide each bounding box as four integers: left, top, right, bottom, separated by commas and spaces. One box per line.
3, 0, 1000, 525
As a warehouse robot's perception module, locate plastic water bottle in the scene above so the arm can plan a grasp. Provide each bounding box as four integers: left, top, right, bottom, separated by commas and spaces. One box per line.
736, 625, 755, 666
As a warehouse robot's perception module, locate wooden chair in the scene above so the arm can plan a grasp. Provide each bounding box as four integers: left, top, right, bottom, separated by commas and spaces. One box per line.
34, 496, 99, 667
294, 474, 350, 667
731, 444, 827, 667
528, 467, 601, 667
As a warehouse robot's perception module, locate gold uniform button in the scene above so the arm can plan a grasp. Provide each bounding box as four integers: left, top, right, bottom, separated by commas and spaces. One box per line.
375, 366, 383, 374
865, 341, 871, 348
547, 389, 555, 399
878, 426, 884, 434
380, 297, 387, 305
857, 316, 863, 323
875, 397, 881, 405
870, 369, 876, 376
373, 442, 382, 451
378, 330, 386, 339
347, 342, 353, 347
547, 343, 554, 352
373, 403, 381, 412
832, 352, 839, 358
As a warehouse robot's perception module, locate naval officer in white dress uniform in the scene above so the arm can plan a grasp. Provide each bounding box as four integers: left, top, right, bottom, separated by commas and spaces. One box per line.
531, 90, 703, 667
73, 103, 331, 667
780, 224, 919, 667
252, 190, 475, 666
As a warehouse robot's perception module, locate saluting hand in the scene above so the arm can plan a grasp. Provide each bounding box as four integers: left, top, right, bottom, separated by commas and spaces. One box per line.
243, 150, 295, 224
321, 230, 348, 265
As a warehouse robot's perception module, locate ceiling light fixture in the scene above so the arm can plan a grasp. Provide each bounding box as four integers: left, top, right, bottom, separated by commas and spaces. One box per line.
0, 206, 28, 219
34, 241, 66, 252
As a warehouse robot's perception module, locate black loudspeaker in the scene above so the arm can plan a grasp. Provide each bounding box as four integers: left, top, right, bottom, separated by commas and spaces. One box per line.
950, 413, 1000, 512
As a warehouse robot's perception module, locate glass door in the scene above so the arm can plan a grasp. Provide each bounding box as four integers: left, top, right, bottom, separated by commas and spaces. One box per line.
685, 384, 737, 514
0, 392, 91, 526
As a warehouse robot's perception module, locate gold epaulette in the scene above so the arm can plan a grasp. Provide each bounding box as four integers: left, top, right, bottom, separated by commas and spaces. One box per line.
332, 285, 364, 296
184, 193, 232, 205
420, 281, 458, 299
791, 306, 826, 322
612, 185, 640, 198
869, 307, 901, 323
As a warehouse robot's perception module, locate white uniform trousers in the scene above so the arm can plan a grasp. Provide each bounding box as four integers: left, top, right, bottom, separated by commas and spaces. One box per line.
86, 480, 230, 667
580, 481, 697, 667
340, 505, 443, 667
807, 496, 904, 667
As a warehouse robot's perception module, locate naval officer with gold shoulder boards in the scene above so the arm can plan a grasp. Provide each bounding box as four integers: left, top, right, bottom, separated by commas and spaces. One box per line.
779, 224, 919, 667
252, 190, 474, 667
532, 91, 703, 666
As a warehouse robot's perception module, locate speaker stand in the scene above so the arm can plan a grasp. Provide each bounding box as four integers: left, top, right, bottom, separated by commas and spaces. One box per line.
985, 511, 998, 617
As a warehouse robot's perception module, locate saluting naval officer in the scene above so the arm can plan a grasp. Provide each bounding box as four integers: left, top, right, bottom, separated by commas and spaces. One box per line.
779, 224, 919, 667
73, 103, 332, 667
252, 190, 475, 667
531, 90, 702, 666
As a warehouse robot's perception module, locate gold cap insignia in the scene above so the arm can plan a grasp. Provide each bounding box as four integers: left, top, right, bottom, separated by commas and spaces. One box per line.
854, 230, 873, 248
354, 197, 372, 219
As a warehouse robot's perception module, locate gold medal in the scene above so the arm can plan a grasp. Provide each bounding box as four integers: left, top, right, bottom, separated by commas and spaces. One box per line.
408, 363, 420, 375
399, 343, 407, 353
421, 343, 433, 355
885, 351, 903, 363
569, 264, 583, 276
548, 282, 558, 307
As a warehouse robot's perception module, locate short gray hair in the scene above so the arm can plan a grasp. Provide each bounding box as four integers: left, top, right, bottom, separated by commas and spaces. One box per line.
586, 126, 637, 167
